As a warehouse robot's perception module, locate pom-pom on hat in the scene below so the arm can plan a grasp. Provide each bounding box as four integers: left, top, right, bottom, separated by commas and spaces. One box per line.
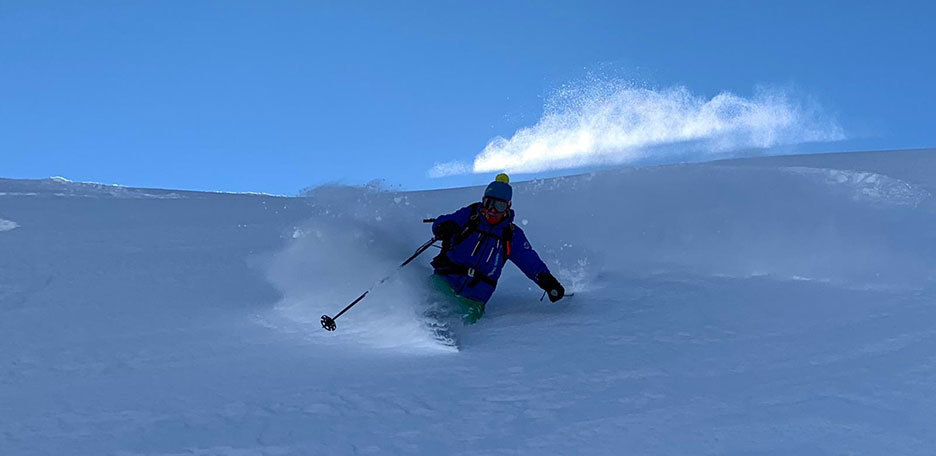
483, 173, 512, 202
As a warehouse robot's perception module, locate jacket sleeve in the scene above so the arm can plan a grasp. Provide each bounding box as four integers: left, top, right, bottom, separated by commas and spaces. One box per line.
431, 205, 474, 236
509, 225, 551, 282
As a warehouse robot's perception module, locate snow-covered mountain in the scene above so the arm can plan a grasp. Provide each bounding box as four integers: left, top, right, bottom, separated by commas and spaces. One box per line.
2, 148, 936, 455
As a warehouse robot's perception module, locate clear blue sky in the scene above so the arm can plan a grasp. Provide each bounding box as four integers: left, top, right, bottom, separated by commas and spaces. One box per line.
1, 1, 933, 194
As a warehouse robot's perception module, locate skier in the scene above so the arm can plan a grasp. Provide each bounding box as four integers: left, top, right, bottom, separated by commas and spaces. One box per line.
430, 174, 565, 323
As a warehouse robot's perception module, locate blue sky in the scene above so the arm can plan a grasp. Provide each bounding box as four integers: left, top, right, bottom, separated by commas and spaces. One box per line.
1, 1, 933, 194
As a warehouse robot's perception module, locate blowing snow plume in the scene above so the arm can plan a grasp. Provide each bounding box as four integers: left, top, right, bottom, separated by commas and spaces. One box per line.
263, 185, 456, 353
431, 80, 844, 176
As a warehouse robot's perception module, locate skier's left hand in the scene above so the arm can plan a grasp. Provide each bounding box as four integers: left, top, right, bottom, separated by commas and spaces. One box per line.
536, 273, 565, 302
433, 221, 460, 243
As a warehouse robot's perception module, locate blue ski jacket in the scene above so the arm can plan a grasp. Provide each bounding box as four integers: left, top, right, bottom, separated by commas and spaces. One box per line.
431, 203, 550, 304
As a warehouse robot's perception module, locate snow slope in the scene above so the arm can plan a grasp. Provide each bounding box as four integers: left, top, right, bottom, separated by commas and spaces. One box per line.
2, 149, 936, 455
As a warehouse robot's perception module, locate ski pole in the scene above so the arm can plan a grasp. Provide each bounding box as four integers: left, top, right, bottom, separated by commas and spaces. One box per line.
540, 289, 575, 301
320, 237, 438, 331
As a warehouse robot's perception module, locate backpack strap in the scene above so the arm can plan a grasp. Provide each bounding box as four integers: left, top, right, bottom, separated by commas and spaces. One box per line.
448, 203, 515, 260
501, 223, 514, 258
450, 202, 482, 248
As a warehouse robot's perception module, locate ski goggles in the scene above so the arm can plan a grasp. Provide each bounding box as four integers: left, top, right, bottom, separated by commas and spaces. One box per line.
482, 197, 509, 213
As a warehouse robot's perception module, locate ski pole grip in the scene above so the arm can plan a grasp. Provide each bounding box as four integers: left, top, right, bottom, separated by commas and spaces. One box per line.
423, 218, 436, 223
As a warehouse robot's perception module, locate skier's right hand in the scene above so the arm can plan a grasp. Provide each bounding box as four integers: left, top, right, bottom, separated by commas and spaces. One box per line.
433, 221, 460, 242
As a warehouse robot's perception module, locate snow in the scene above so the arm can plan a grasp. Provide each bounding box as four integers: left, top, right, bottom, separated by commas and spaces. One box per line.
2, 149, 936, 454
0, 218, 18, 232
430, 82, 844, 177
0, 177, 186, 199
781, 166, 931, 207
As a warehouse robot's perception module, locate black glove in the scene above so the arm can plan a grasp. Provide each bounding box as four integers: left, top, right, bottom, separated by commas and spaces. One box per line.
433, 221, 461, 242
536, 272, 565, 302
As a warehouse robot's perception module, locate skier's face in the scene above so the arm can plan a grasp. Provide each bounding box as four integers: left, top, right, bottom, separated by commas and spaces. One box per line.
481, 197, 509, 224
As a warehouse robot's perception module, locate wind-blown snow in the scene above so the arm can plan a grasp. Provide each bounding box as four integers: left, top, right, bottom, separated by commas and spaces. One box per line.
3, 149, 936, 455
264, 219, 453, 353
0, 218, 18, 232
431, 81, 843, 177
